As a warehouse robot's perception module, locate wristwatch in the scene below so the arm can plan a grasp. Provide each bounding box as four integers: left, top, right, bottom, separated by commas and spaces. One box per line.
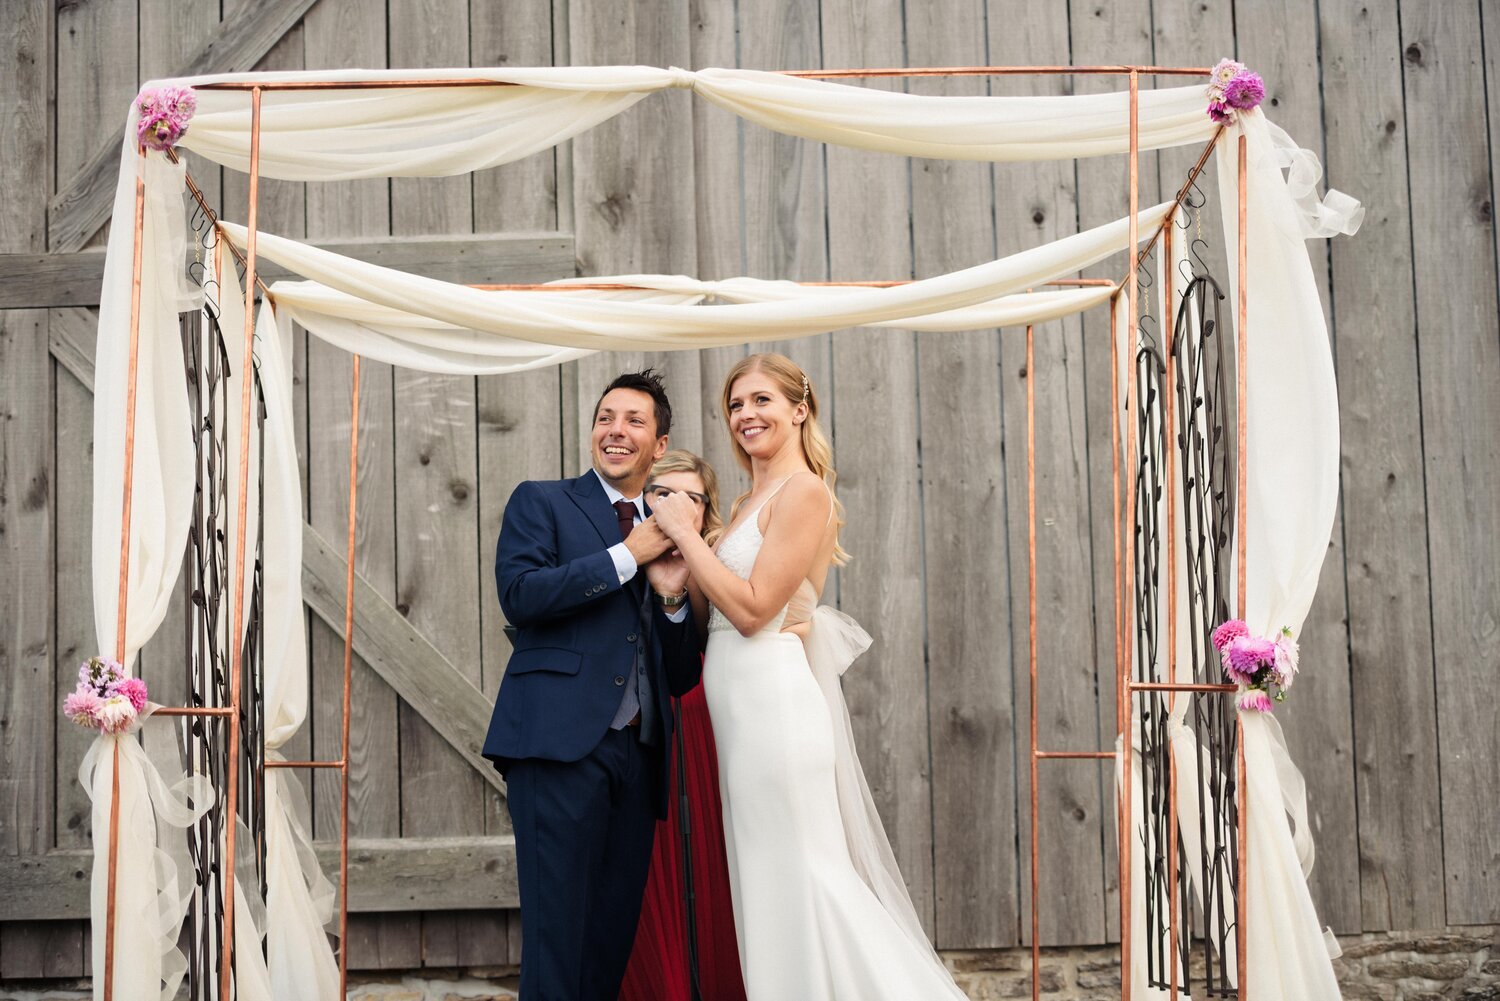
655, 588, 688, 608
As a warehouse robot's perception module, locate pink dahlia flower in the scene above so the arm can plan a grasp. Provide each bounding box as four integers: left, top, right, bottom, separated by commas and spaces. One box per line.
1211, 58, 1246, 86
115, 676, 149, 712
1223, 72, 1266, 110
1211, 619, 1249, 651
1207, 100, 1233, 125
1236, 688, 1275, 713
1224, 635, 1276, 683
63, 689, 104, 728
135, 85, 197, 151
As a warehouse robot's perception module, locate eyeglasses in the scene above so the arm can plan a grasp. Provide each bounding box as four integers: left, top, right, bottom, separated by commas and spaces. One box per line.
645, 483, 709, 508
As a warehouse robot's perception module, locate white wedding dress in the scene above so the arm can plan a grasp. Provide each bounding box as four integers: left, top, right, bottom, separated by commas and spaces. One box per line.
703, 486, 970, 1000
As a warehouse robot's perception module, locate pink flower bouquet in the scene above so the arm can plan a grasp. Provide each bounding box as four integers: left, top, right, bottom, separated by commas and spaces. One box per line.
1204, 59, 1266, 124
1210, 619, 1298, 712
62, 656, 147, 734
135, 85, 197, 152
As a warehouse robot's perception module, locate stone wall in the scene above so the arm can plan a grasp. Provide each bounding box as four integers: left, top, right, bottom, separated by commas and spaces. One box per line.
3, 927, 1494, 1001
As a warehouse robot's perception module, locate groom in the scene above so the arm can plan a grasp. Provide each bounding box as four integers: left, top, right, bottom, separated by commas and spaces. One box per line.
483, 369, 701, 1001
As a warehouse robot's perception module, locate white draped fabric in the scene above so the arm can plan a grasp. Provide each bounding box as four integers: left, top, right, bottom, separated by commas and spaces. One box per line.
88, 62, 1360, 1000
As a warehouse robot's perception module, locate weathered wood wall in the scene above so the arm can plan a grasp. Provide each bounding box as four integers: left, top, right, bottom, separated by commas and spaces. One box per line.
3, 0, 1497, 979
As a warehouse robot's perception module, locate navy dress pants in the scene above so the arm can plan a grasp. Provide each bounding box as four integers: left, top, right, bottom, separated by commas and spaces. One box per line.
507, 727, 661, 1001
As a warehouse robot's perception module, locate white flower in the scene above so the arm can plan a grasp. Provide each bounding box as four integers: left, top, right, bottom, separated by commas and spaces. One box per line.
1273, 629, 1299, 690
95, 695, 138, 733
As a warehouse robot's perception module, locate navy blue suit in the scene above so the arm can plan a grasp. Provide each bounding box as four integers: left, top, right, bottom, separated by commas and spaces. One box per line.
484, 470, 701, 1000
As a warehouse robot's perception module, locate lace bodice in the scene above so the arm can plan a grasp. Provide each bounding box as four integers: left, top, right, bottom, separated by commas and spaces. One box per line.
707, 481, 819, 635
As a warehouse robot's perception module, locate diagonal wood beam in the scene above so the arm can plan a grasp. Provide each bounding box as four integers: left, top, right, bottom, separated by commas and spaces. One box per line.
47, 0, 323, 253
48, 304, 509, 798
301, 522, 506, 796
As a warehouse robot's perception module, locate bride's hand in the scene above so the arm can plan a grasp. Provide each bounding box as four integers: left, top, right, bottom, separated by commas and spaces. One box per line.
651, 491, 699, 543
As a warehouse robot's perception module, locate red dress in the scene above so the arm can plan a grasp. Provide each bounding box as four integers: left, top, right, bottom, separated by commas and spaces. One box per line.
619, 684, 748, 1001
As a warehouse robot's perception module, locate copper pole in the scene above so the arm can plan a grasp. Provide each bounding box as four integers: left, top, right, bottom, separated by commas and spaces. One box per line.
266, 759, 346, 769
1235, 131, 1250, 1001
190, 65, 1213, 91
1131, 682, 1237, 694
1110, 291, 1122, 734
167, 153, 276, 303
1117, 69, 1140, 1001
467, 278, 1119, 291
220, 84, 263, 1001
102, 144, 148, 1001
1120, 128, 1224, 288
339, 354, 361, 995
1163, 220, 1181, 1001
1026, 319, 1040, 1001
1036, 751, 1117, 760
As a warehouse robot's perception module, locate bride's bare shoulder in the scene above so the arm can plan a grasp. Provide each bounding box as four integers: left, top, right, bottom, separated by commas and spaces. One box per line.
766, 471, 831, 524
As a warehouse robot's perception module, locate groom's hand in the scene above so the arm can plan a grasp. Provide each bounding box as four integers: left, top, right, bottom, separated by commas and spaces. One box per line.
644, 548, 690, 596
624, 515, 674, 566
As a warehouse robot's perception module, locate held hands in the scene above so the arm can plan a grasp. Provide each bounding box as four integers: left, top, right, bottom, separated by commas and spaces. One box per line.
623, 515, 675, 566
650, 491, 700, 544
644, 548, 690, 597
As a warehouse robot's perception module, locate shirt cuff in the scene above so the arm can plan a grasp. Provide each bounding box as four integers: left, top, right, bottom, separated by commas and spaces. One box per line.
608, 542, 637, 586
664, 604, 689, 623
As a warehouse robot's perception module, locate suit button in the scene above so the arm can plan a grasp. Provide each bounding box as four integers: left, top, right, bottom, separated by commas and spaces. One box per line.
626, 633, 637, 643
613, 675, 625, 686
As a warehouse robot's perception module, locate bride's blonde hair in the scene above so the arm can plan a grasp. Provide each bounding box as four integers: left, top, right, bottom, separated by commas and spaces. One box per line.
720, 353, 849, 565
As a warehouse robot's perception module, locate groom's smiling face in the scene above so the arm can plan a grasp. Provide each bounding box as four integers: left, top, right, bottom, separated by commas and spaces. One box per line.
591, 387, 668, 495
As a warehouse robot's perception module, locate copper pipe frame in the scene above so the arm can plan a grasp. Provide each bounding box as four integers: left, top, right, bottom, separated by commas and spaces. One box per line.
1117, 68, 1139, 1001
1035, 751, 1116, 760
265, 760, 346, 769
103, 142, 148, 1001
190, 65, 1212, 92
219, 84, 263, 1001
339, 354, 361, 995
167, 151, 277, 303
1026, 319, 1040, 1001
1119, 127, 1225, 289
1235, 132, 1250, 1001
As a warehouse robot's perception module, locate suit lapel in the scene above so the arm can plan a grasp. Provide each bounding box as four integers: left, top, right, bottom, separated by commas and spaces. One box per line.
565, 470, 622, 548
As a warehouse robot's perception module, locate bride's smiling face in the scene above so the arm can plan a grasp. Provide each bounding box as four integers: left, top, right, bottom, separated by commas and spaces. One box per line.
726, 371, 805, 462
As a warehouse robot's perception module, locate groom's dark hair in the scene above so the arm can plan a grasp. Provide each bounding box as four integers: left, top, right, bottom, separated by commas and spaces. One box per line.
596, 368, 672, 438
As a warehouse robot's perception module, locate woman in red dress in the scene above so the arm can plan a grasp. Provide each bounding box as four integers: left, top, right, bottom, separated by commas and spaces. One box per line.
619, 451, 748, 1001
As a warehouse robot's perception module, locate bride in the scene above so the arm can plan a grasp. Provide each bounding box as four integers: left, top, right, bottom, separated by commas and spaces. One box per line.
651, 353, 969, 999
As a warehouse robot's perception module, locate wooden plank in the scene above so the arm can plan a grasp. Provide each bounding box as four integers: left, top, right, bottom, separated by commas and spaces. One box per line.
1322, 1, 1447, 935
472, 0, 559, 235
0, 0, 54, 886
686, 0, 751, 497
0, 309, 53, 956
0, 233, 576, 309
1401, 0, 1500, 927
298, 0, 419, 966
471, 0, 558, 892
990, 8, 1108, 948
55, 0, 136, 255
0, 836, 519, 920
1070, 0, 1157, 943
388, 0, 484, 964
908, 0, 1014, 952
47, 0, 323, 254
818, 0, 936, 935
1236, 0, 1361, 935
569, 0, 702, 462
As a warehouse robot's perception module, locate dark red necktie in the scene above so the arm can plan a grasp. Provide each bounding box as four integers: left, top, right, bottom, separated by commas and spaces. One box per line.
614, 499, 637, 542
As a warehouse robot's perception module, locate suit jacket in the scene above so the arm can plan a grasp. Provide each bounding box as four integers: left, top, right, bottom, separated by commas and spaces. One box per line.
483, 470, 702, 817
